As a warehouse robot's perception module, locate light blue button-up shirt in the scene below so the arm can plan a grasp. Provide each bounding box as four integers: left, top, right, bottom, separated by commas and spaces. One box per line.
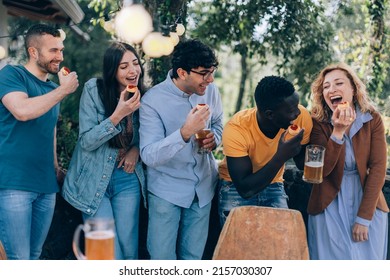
140, 71, 223, 208
330, 106, 373, 227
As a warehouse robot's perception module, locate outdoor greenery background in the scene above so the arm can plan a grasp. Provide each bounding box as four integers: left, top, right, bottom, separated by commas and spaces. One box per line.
4, 0, 390, 168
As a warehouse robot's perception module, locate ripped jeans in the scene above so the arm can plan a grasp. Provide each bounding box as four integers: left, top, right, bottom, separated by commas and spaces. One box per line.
218, 179, 289, 228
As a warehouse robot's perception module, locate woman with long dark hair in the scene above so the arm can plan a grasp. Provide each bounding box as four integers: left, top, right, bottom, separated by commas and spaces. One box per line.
62, 42, 146, 259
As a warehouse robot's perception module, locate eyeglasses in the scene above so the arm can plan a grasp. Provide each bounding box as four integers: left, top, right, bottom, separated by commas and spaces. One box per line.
190, 67, 218, 81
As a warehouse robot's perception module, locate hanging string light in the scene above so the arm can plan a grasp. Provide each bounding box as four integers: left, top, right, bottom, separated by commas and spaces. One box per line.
58, 29, 66, 41
113, 1, 185, 57
174, 16, 186, 36
142, 20, 174, 58
1, 1, 185, 59
175, 24, 185, 36
0, 46, 6, 60
114, 2, 153, 44
103, 19, 115, 34
141, 32, 165, 58
169, 32, 180, 46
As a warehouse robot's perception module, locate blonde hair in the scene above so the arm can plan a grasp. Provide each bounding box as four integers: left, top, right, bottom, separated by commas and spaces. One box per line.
311, 62, 376, 122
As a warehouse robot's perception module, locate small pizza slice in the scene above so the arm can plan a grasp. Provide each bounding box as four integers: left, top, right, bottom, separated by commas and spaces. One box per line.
61, 67, 71, 76
285, 124, 302, 141
126, 85, 138, 93
337, 101, 349, 109
196, 103, 207, 111
337, 101, 353, 121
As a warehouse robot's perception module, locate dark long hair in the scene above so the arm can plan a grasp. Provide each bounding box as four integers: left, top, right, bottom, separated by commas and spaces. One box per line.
96, 42, 145, 148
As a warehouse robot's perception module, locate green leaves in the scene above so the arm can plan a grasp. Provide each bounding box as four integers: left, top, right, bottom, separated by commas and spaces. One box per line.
190, 0, 333, 109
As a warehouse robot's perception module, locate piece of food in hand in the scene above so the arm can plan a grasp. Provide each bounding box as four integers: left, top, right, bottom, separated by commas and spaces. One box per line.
126, 85, 138, 93
61, 67, 71, 76
337, 101, 353, 121
196, 103, 207, 110
337, 101, 349, 109
285, 124, 301, 141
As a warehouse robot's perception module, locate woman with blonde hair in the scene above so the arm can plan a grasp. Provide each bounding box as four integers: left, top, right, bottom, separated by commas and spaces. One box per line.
307, 62, 389, 259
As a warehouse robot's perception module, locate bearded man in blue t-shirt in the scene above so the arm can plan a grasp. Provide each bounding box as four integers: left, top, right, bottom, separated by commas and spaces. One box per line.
0, 24, 78, 259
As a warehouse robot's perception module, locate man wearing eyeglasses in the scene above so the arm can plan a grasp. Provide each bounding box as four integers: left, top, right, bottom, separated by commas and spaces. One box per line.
140, 39, 223, 260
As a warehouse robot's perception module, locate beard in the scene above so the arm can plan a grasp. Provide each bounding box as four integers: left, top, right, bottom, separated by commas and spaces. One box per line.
37, 52, 60, 75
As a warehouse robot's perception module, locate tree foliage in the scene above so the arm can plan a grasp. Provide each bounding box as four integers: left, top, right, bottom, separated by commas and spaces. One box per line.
88, 0, 188, 86
365, 0, 389, 103
6, 0, 389, 166
189, 0, 334, 110
142, 0, 188, 86
331, 0, 389, 105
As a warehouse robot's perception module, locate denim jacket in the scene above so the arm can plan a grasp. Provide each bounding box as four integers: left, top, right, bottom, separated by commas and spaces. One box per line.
62, 78, 146, 216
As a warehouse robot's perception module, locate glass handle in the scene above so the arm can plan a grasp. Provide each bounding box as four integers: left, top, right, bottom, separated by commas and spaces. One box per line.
72, 224, 86, 260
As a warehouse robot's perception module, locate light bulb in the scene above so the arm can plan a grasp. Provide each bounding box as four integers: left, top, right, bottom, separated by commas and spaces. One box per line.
103, 20, 115, 34
0, 46, 6, 59
115, 5, 153, 44
176, 23, 185, 36
142, 32, 164, 58
58, 29, 66, 41
169, 32, 180, 46
161, 36, 174, 56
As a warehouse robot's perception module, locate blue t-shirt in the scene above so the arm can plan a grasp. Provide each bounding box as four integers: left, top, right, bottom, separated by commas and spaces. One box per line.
0, 65, 60, 193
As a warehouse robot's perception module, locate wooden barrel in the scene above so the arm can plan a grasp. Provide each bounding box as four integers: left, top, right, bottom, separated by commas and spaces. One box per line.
213, 206, 309, 260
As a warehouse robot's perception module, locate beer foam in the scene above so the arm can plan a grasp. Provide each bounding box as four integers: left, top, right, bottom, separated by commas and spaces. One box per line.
305, 161, 323, 167
85, 230, 114, 240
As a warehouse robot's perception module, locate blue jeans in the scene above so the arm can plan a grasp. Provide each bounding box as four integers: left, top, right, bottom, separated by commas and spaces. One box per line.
0, 189, 56, 260
147, 192, 212, 260
218, 179, 288, 227
83, 167, 140, 260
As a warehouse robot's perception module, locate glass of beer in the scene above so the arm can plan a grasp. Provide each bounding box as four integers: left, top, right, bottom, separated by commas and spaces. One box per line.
72, 218, 115, 260
303, 145, 325, 184
195, 129, 211, 154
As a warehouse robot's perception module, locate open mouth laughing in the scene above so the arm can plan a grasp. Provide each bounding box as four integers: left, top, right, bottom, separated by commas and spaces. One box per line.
330, 95, 343, 106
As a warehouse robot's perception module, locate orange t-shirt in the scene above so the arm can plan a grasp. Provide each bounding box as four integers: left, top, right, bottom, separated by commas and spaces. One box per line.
219, 105, 312, 183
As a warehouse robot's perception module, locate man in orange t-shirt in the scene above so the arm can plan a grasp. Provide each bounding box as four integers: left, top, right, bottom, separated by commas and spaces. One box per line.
218, 76, 312, 227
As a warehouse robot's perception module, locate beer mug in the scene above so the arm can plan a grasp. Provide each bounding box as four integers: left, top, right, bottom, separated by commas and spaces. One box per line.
195, 129, 211, 154
72, 218, 115, 260
303, 145, 325, 184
